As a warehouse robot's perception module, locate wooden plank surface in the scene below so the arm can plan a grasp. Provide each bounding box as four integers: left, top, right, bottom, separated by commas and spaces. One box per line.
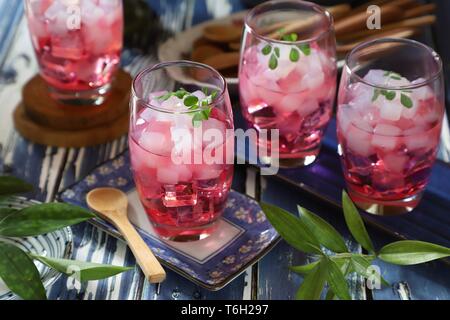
0, 0, 449, 300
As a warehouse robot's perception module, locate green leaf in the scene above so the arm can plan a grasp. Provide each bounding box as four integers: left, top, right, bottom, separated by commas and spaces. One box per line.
0, 203, 95, 237
298, 206, 348, 253
0, 208, 18, 220
0, 242, 46, 300
261, 44, 272, 55
274, 47, 280, 58
268, 54, 278, 70
378, 240, 450, 265
324, 257, 351, 300
372, 89, 381, 102
391, 75, 402, 80
401, 93, 413, 108
31, 254, 133, 281
157, 92, 172, 101
350, 255, 389, 286
183, 95, 199, 107
0, 176, 33, 196
290, 261, 319, 275
261, 202, 322, 254
289, 48, 300, 62
290, 33, 298, 41
296, 258, 327, 300
383, 90, 396, 101
325, 288, 336, 300
342, 191, 375, 253
297, 43, 311, 56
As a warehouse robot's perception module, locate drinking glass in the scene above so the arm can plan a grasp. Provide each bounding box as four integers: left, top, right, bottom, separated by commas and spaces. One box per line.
239, 0, 337, 167
129, 61, 234, 241
337, 38, 444, 215
25, 0, 123, 105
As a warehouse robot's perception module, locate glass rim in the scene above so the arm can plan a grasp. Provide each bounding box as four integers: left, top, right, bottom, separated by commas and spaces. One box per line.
244, 0, 334, 46
345, 38, 443, 90
131, 60, 228, 115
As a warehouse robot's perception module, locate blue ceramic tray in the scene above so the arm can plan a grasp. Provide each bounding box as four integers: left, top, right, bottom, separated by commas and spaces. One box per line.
235, 110, 450, 249
59, 153, 280, 290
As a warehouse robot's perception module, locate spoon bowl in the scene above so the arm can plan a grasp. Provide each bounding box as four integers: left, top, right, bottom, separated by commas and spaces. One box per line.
86, 187, 166, 283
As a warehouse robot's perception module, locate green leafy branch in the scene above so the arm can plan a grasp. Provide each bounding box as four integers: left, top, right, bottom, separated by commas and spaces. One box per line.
0, 176, 133, 300
371, 71, 413, 108
261, 190, 450, 300
261, 31, 311, 70
157, 87, 218, 127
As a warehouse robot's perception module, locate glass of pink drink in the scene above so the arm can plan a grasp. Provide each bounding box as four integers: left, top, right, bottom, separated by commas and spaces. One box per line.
239, 0, 337, 167
337, 38, 445, 215
25, 0, 123, 105
129, 61, 234, 241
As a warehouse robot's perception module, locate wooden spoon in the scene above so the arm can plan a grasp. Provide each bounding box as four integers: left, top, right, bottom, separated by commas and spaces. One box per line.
86, 188, 166, 283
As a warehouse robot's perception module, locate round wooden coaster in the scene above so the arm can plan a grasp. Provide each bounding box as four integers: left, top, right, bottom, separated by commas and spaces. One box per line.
22, 69, 132, 131
13, 103, 129, 148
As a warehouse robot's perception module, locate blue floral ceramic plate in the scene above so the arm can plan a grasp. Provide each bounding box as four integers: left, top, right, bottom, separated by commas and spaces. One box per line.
0, 197, 73, 300
59, 152, 280, 290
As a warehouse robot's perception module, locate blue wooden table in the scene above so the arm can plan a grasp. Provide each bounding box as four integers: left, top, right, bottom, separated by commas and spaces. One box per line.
0, 0, 449, 300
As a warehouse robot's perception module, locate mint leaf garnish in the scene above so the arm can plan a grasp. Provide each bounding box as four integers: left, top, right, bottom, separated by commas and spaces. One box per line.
269, 53, 278, 70
383, 90, 396, 101
372, 89, 381, 102
289, 48, 300, 62
184, 95, 199, 107
298, 43, 311, 56
274, 47, 280, 58
401, 93, 413, 108
371, 71, 414, 108
262, 44, 272, 55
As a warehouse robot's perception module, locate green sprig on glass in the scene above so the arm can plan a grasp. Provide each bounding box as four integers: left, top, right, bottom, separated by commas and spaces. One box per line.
0, 176, 132, 300
261, 191, 450, 300
261, 31, 311, 70
158, 87, 218, 127
371, 71, 414, 108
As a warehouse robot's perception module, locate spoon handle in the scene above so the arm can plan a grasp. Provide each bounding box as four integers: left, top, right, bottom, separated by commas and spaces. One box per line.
115, 216, 166, 283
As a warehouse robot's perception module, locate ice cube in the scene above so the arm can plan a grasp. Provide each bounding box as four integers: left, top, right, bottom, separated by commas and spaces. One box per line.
404, 129, 431, 151
51, 35, 84, 60
299, 69, 325, 91
157, 167, 179, 184
363, 69, 386, 86
411, 78, 434, 101
377, 98, 403, 121
338, 105, 357, 133
162, 95, 184, 111
349, 83, 373, 110
345, 126, 373, 156
382, 153, 408, 173
45, 0, 65, 21
297, 98, 320, 117
277, 70, 303, 93
81, 0, 104, 27
191, 90, 207, 101
372, 124, 401, 150
255, 85, 283, 106
275, 93, 303, 114
193, 164, 223, 180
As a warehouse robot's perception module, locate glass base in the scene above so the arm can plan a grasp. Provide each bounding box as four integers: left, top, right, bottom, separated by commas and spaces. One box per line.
48, 83, 111, 106
347, 189, 422, 216
259, 147, 320, 169
152, 220, 219, 242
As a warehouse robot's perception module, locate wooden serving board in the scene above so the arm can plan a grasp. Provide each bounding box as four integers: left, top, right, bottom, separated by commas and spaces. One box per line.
13, 69, 131, 147
13, 104, 129, 148
22, 70, 131, 131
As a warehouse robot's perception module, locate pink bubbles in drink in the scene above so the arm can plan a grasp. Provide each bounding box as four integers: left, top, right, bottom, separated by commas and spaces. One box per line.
129, 88, 234, 240
337, 69, 443, 210
25, 0, 123, 104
